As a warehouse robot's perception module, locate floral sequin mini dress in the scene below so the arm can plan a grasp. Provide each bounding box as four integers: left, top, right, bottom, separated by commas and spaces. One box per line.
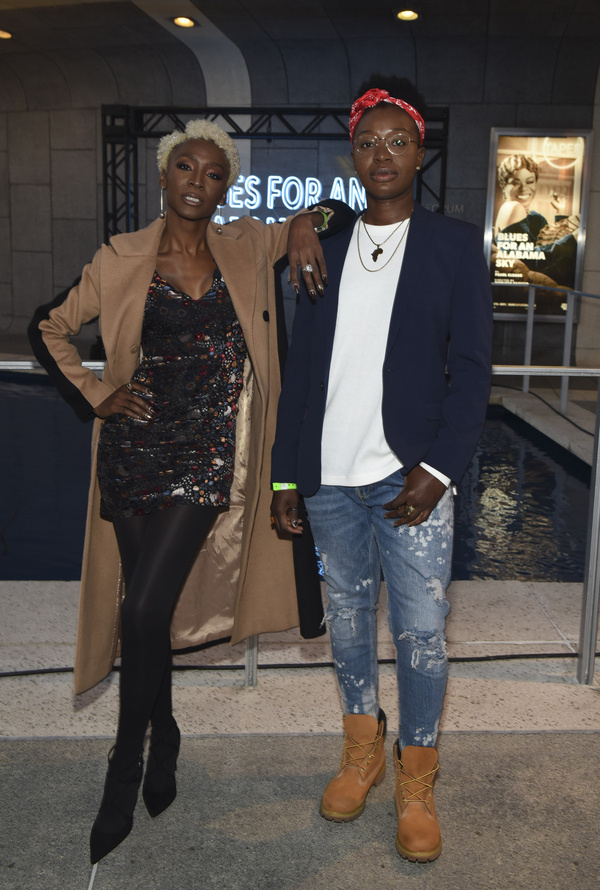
97, 269, 247, 519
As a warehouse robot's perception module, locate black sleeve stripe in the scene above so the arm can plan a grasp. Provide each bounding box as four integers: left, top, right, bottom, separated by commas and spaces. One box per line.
27, 277, 98, 423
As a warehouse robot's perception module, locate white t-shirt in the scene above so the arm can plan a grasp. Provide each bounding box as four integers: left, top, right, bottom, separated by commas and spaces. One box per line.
321, 218, 408, 486
320, 217, 451, 489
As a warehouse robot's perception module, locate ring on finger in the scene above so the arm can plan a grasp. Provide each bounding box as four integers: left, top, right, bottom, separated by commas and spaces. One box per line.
126, 382, 133, 392
302, 263, 313, 273
405, 504, 415, 516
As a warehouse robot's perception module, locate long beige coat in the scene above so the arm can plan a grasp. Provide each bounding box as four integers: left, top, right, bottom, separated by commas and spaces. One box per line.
38, 216, 299, 693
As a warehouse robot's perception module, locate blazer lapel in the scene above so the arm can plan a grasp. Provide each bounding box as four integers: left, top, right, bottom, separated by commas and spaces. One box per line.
319, 220, 357, 375
385, 203, 433, 361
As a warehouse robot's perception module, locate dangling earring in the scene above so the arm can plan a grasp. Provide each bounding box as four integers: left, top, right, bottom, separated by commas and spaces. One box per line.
216, 203, 223, 234
159, 188, 165, 219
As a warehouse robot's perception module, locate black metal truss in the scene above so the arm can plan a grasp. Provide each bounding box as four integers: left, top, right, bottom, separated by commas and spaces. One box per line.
103, 105, 448, 238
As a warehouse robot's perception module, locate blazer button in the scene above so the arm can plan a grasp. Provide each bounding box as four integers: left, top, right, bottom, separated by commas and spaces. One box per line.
320, 382, 324, 390
129, 345, 139, 354
263, 310, 269, 322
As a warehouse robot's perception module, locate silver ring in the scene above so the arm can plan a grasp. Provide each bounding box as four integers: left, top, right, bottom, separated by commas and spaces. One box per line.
126, 382, 133, 392
302, 263, 313, 273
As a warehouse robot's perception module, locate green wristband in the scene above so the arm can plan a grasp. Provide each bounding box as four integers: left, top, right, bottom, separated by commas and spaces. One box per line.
315, 209, 329, 232
272, 483, 297, 491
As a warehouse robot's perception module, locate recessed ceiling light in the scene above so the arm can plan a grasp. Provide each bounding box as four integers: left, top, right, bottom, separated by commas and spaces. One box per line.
173, 16, 197, 28
397, 10, 419, 21
0, 30, 12, 39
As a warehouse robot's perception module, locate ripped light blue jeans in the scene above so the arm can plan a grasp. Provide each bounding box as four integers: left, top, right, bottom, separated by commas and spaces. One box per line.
305, 469, 453, 749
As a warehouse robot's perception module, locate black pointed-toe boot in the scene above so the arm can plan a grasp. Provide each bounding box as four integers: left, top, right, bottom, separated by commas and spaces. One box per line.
142, 719, 181, 818
89, 748, 144, 865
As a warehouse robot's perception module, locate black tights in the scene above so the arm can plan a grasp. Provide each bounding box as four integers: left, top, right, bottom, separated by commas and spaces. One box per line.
111, 504, 218, 769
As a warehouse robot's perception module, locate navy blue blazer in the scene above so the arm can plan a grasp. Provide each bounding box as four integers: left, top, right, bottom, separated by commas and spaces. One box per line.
271, 202, 493, 497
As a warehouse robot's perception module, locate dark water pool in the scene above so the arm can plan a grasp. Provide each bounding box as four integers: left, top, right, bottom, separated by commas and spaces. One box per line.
0, 374, 591, 581
453, 404, 590, 581
0, 371, 91, 580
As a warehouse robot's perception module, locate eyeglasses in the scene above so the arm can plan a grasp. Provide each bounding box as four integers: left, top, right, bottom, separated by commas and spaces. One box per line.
353, 132, 419, 156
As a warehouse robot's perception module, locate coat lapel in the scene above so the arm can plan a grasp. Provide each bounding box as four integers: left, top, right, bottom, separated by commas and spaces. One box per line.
101, 218, 166, 381
206, 222, 254, 341
206, 222, 265, 393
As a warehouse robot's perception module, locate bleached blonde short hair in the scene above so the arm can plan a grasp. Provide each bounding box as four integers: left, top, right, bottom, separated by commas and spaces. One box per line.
156, 119, 240, 188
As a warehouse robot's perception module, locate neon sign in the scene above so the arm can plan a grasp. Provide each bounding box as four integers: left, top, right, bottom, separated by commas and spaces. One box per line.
216, 174, 366, 224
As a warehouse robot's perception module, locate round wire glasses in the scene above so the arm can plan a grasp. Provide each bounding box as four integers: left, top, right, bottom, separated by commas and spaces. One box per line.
353, 132, 419, 156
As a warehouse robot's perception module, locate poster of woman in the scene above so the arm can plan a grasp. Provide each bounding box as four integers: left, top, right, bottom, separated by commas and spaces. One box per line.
485, 129, 592, 294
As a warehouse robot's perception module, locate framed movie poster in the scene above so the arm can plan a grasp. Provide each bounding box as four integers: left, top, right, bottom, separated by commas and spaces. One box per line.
484, 129, 592, 305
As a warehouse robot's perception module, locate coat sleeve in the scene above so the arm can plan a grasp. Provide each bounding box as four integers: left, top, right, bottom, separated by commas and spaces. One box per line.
245, 199, 355, 265
270, 286, 315, 483
28, 246, 114, 422
420, 225, 493, 482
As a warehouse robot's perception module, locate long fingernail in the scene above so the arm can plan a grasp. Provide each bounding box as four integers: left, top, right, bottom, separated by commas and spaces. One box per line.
317, 284, 324, 294
322, 273, 328, 283
293, 283, 300, 295
309, 289, 316, 298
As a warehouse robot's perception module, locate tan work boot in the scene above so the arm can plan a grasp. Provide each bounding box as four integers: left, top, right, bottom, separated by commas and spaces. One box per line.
394, 742, 442, 862
320, 711, 386, 822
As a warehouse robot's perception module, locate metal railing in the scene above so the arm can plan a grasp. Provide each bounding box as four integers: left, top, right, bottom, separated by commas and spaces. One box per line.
493, 365, 600, 685
2, 360, 599, 685
494, 282, 600, 414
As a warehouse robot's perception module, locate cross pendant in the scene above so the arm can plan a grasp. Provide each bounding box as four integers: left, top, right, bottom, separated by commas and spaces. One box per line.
372, 247, 383, 262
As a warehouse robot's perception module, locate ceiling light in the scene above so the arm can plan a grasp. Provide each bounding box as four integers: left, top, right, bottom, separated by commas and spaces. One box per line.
0, 30, 12, 39
396, 10, 419, 21
173, 16, 197, 28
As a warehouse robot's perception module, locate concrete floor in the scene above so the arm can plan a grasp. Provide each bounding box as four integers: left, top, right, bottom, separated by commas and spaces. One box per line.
2, 732, 600, 890
1, 578, 600, 889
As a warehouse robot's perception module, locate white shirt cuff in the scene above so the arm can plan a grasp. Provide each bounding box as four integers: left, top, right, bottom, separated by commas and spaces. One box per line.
419, 462, 452, 489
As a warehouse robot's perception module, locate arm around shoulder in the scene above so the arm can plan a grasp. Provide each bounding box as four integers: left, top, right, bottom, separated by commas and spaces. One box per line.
243, 199, 354, 264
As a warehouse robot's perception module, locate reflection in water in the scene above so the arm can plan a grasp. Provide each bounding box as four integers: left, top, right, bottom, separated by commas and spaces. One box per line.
0, 372, 91, 580
453, 406, 590, 581
0, 375, 592, 583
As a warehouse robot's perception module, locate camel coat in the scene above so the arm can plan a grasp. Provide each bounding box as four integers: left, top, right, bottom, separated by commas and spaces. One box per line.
34, 216, 299, 693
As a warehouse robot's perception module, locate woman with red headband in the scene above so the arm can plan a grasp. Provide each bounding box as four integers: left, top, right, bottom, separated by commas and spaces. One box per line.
272, 84, 493, 862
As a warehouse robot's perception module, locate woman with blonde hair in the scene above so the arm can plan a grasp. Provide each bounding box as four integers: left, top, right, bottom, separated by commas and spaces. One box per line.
29, 118, 347, 870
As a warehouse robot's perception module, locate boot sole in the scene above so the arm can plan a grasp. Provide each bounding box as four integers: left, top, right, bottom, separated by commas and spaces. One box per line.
395, 836, 442, 862
319, 762, 386, 822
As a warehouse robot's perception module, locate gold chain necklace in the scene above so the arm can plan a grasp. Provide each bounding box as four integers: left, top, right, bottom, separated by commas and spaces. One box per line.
358, 216, 411, 273
361, 216, 406, 261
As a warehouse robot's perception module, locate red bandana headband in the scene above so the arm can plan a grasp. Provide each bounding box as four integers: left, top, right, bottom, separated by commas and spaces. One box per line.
349, 88, 425, 145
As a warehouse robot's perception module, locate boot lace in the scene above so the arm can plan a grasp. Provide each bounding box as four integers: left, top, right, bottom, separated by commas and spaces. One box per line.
342, 726, 383, 773
398, 761, 439, 805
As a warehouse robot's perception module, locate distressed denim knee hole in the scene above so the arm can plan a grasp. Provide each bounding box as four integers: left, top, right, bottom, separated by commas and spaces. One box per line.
397, 630, 447, 673
325, 605, 359, 635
